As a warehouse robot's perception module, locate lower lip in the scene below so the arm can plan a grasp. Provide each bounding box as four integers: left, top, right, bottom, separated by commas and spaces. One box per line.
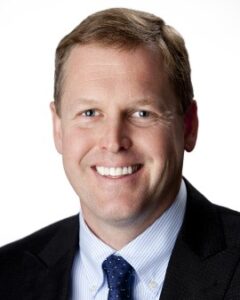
92, 166, 143, 182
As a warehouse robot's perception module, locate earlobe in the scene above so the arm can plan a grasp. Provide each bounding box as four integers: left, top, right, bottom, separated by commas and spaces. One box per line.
184, 100, 198, 152
50, 102, 63, 154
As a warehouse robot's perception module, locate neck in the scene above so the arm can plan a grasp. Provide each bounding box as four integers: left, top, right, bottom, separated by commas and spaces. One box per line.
85, 218, 153, 250
82, 197, 177, 250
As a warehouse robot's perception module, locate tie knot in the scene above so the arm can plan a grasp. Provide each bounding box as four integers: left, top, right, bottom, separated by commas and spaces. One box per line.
102, 255, 135, 299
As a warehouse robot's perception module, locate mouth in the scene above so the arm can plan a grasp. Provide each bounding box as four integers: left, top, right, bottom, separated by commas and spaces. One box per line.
93, 164, 143, 178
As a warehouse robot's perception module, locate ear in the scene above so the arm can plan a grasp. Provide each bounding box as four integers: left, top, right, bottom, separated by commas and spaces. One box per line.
50, 102, 63, 154
184, 100, 198, 152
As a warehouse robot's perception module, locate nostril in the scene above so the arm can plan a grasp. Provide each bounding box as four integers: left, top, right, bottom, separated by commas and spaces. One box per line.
122, 137, 132, 150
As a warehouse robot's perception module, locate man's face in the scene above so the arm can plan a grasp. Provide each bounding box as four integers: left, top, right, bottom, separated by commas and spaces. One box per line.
51, 44, 197, 233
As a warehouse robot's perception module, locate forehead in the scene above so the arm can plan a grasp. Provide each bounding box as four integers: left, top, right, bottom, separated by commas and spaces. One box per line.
63, 43, 165, 81
61, 44, 177, 110
66, 43, 161, 63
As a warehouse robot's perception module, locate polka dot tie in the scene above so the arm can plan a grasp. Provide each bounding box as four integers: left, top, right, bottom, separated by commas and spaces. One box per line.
102, 255, 135, 299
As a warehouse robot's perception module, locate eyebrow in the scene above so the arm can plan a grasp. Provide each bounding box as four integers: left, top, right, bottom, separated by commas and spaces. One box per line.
132, 98, 155, 106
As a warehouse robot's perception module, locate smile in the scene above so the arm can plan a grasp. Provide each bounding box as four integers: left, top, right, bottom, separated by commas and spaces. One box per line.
95, 164, 142, 177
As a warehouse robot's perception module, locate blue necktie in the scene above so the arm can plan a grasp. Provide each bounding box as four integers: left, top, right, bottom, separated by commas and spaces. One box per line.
102, 255, 135, 300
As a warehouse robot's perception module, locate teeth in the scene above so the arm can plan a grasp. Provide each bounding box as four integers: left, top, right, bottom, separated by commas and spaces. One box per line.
109, 168, 115, 176
123, 167, 128, 175
128, 166, 132, 174
104, 167, 109, 176
96, 165, 140, 177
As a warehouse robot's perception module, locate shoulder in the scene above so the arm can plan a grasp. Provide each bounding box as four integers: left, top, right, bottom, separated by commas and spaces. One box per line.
214, 203, 240, 246
0, 215, 79, 297
185, 179, 240, 247
0, 214, 79, 268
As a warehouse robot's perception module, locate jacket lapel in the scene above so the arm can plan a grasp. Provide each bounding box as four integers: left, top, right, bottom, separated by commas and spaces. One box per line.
23, 215, 79, 300
160, 180, 227, 300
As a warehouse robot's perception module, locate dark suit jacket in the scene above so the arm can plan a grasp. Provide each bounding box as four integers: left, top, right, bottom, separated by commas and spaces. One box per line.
1, 180, 240, 299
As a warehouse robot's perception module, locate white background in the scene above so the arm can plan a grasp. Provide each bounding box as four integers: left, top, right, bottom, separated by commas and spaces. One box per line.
0, 0, 239, 247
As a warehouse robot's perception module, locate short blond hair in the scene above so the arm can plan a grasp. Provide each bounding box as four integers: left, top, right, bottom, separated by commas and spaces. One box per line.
54, 8, 194, 115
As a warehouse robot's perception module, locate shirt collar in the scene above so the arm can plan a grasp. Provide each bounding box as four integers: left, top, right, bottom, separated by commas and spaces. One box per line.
79, 214, 114, 295
79, 179, 187, 297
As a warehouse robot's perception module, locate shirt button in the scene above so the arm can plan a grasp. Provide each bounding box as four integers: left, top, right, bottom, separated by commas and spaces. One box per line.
148, 280, 158, 289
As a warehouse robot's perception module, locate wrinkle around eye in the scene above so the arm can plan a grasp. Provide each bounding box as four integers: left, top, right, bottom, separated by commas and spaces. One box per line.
128, 109, 175, 127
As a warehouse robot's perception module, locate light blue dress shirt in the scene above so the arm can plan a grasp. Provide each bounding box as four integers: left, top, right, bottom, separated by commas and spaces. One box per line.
71, 179, 187, 300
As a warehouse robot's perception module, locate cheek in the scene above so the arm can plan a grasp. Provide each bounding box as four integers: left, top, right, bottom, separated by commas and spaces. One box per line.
145, 125, 184, 170
61, 127, 95, 164
154, 118, 185, 160
143, 127, 174, 158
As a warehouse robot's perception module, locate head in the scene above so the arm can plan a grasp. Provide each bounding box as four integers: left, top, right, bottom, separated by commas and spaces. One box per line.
54, 8, 194, 116
51, 8, 198, 242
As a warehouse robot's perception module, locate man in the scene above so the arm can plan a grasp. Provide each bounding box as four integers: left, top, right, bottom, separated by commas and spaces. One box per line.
0, 7, 240, 300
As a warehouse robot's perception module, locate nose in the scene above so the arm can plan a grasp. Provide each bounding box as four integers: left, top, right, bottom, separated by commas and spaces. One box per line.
99, 118, 132, 153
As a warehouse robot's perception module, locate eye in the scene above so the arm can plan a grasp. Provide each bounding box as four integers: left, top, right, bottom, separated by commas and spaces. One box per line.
81, 109, 99, 117
133, 110, 151, 118
128, 109, 161, 127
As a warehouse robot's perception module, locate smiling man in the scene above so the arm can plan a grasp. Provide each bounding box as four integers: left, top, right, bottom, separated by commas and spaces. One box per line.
1, 8, 240, 300
52, 44, 194, 251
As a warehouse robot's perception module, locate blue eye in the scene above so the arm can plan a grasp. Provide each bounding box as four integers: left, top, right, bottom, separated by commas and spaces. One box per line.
82, 109, 97, 117
128, 109, 161, 127
138, 110, 150, 117
133, 110, 151, 118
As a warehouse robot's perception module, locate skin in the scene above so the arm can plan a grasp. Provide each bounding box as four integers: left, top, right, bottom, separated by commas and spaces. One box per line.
51, 44, 198, 249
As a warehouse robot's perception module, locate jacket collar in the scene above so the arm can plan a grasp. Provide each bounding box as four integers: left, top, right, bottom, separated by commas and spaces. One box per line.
181, 179, 226, 258
160, 179, 226, 299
